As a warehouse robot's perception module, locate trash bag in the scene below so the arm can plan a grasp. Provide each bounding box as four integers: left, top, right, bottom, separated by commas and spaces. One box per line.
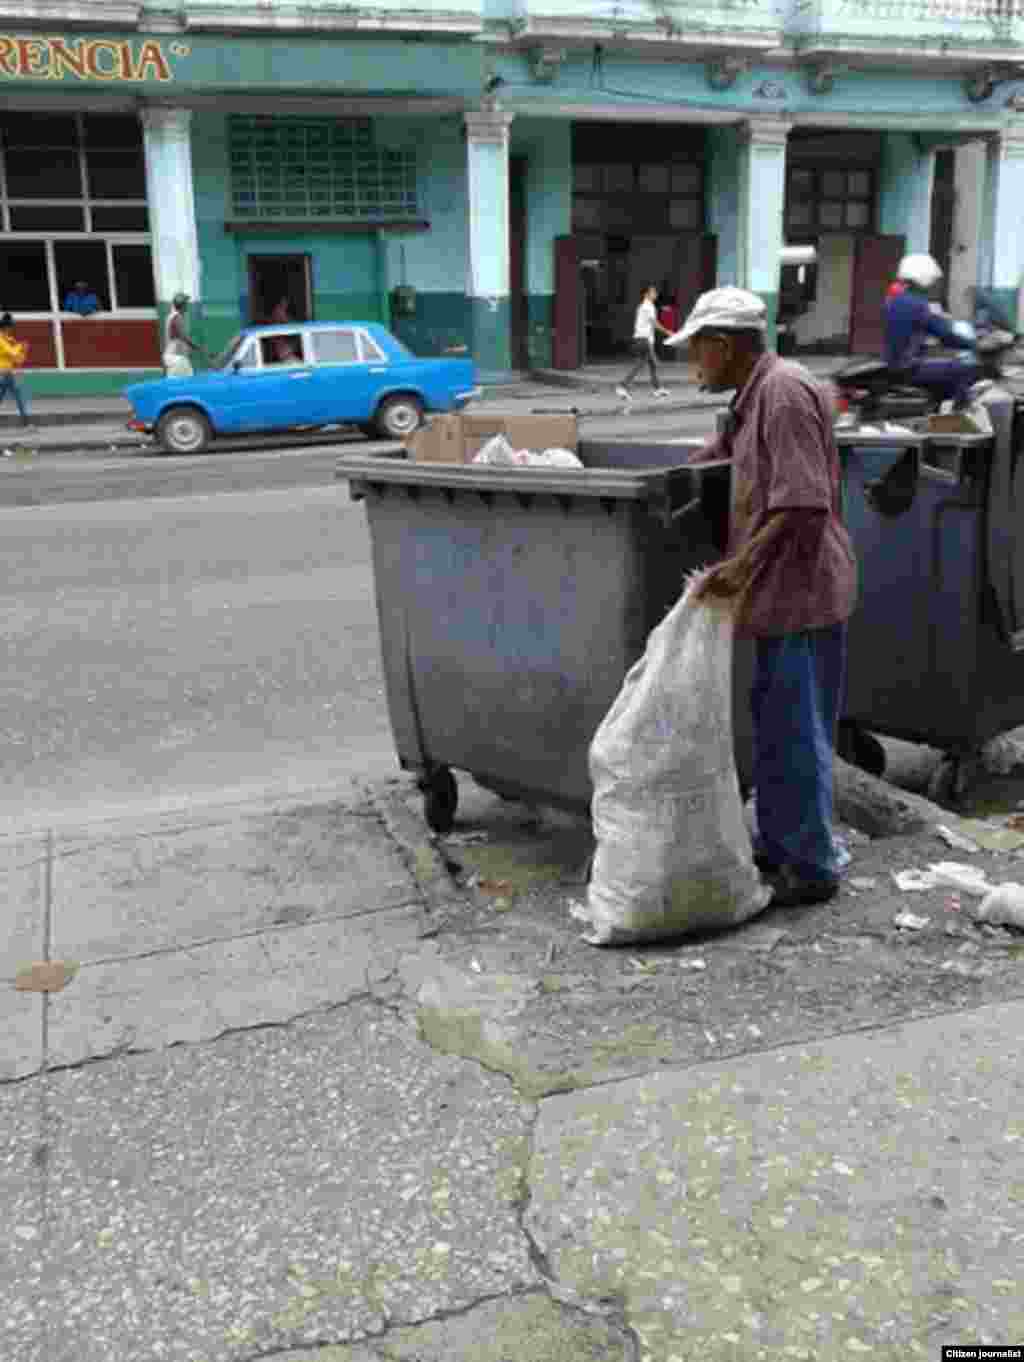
575, 571, 771, 945
472, 434, 530, 466
472, 436, 583, 469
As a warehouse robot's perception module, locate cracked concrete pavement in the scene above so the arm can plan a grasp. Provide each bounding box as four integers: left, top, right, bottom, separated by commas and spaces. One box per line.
3, 773, 1024, 1361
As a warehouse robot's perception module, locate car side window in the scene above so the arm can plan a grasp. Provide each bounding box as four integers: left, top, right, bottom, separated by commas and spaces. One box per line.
311, 330, 359, 365
260, 333, 305, 366
234, 340, 260, 369
358, 331, 387, 363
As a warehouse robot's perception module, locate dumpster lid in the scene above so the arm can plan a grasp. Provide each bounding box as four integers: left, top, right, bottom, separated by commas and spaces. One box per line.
335, 452, 698, 505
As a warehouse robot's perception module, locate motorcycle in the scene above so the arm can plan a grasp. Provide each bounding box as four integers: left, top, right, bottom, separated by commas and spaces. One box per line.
831, 289, 1023, 425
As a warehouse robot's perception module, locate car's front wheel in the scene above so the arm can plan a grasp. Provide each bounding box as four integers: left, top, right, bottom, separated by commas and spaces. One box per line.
375, 394, 423, 440
157, 405, 212, 455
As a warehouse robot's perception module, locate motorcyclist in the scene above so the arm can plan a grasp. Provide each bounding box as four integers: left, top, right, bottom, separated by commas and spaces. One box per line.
884, 253, 981, 407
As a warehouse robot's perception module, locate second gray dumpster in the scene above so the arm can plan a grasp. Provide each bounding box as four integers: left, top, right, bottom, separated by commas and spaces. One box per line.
338, 446, 751, 831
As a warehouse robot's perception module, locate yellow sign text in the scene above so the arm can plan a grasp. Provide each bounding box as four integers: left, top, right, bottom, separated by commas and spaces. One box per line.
0, 36, 178, 82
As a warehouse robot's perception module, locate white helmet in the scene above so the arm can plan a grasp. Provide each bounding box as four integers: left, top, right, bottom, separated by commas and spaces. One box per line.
897, 254, 943, 290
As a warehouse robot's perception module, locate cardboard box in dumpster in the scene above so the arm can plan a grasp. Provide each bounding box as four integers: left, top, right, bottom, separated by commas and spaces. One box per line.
925, 410, 989, 435
406, 412, 578, 464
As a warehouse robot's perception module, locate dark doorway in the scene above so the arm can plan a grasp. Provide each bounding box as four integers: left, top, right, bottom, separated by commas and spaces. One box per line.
510, 156, 528, 370
247, 254, 313, 325
930, 149, 956, 310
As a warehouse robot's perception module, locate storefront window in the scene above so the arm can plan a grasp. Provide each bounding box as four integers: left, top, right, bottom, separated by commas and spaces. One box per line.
112, 245, 156, 308
54, 242, 111, 310
572, 156, 704, 235
1, 243, 50, 310
0, 112, 150, 232
0, 112, 156, 369
0, 112, 152, 318
785, 166, 876, 235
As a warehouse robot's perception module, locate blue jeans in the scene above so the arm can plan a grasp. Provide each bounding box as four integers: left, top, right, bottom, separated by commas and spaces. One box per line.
752, 623, 846, 885
0, 371, 28, 422
908, 356, 980, 407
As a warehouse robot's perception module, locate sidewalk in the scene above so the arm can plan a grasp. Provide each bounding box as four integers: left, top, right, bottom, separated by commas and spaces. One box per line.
4, 771, 1024, 1361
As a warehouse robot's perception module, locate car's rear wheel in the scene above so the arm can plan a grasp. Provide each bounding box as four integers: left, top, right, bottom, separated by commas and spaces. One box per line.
157, 405, 212, 455
375, 394, 423, 439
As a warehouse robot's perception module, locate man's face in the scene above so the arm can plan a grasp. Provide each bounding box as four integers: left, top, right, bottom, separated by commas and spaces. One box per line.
689, 332, 737, 392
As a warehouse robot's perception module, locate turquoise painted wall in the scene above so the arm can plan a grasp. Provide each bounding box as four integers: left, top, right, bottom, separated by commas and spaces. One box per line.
379, 116, 471, 355
511, 118, 570, 368
707, 125, 740, 288
878, 132, 933, 253
513, 118, 571, 296
492, 48, 1004, 123
193, 111, 394, 358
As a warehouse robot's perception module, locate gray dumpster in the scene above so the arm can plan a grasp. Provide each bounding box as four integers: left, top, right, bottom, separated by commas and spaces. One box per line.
337, 443, 752, 831
838, 388, 1024, 799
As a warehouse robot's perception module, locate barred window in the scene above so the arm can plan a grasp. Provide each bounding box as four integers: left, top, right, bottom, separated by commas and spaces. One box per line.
228, 116, 418, 222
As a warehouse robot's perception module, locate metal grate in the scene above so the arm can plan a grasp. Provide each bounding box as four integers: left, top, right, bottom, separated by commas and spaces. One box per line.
228, 116, 418, 222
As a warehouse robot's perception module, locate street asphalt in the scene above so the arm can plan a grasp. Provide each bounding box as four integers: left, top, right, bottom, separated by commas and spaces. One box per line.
2, 362, 1023, 1361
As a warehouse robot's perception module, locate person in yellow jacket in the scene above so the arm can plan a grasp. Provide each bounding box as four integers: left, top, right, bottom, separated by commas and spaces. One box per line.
0, 313, 35, 430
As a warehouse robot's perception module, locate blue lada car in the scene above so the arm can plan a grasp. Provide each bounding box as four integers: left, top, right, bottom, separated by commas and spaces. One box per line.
125, 321, 478, 454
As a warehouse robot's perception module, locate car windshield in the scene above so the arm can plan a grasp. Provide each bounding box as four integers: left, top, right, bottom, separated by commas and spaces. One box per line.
209, 334, 244, 371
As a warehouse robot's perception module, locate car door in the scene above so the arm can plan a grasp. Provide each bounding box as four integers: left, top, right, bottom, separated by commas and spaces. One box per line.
307, 327, 381, 424
219, 330, 316, 433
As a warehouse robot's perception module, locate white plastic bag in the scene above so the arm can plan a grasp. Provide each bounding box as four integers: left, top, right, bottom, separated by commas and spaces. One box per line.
472, 434, 530, 466
533, 447, 583, 468
472, 437, 583, 469
576, 571, 771, 945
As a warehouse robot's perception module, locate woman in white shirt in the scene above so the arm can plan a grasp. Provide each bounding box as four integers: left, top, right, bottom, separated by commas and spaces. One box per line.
617, 285, 673, 402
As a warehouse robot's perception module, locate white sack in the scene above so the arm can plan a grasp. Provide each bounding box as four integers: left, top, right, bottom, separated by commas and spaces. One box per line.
577, 571, 771, 945
472, 434, 530, 466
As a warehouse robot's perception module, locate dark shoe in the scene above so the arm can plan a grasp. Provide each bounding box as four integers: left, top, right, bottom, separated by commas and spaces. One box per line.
765, 865, 839, 909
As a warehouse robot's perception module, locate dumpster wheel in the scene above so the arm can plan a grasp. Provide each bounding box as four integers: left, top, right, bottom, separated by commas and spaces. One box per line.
419, 766, 458, 834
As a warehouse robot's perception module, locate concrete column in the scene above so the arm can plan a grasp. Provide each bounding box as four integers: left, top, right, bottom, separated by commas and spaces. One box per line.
738, 117, 790, 339
879, 132, 935, 253
948, 141, 986, 320
464, 109, 514, 377
141, 106, 202, 350
981, 127, 1024, 330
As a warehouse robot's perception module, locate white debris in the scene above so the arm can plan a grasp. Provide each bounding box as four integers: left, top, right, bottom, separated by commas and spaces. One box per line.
892, 869, 938, 892
936, 824, 981, 854
678, 957, 707, 971
973, 883, 1024, 931
849, 877, 878, 891
894, 911, 931, 931
929, 862, 993, 897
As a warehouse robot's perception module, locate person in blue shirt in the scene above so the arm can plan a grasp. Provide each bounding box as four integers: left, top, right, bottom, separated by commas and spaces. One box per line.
63, 281, 100, 316
884, 253, 980, 407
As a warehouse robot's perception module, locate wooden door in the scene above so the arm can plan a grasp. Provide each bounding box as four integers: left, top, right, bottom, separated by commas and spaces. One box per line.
674, 235, 717, 322
553, 235, 580, 370
849, 235, 905, 355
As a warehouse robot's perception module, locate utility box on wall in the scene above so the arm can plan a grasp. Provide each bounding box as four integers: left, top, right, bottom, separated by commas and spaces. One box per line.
390, 284, 417, 317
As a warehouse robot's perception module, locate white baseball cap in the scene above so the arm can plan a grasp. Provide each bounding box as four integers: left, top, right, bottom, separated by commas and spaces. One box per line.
667, 286, 768, 346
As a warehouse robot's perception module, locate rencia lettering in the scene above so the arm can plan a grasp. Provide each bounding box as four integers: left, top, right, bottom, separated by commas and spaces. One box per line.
0, 36, 176, 81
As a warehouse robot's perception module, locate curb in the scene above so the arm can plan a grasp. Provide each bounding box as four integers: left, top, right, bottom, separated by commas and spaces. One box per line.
363, 779, 466, 921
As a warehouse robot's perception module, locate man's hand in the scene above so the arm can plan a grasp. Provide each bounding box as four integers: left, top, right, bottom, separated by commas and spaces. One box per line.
692, 554, 753, 602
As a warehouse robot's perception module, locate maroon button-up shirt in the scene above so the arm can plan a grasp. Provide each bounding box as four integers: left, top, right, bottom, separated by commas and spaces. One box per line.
689, 353, 858, 639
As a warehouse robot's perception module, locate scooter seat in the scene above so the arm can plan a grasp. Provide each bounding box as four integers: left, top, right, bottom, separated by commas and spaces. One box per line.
834, 358, 891, 385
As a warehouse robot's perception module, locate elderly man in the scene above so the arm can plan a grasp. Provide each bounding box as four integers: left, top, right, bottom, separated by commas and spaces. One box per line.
673, 286, 858, 907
